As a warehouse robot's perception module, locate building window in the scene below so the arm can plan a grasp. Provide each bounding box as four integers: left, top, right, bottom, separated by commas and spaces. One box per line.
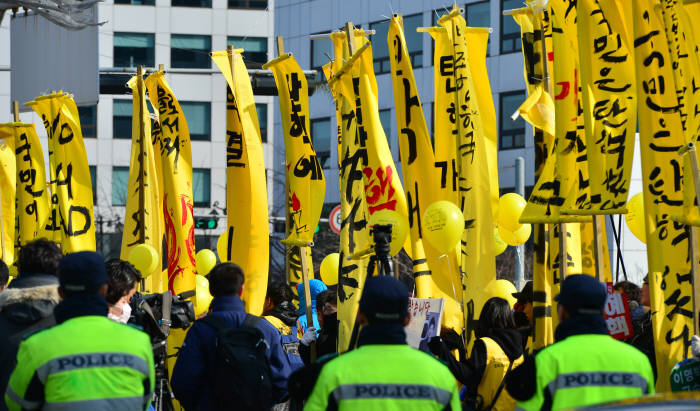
256, 103, 267, 143
112, 166, 130, 206
501, 0, 522, 54
499, 91, 526, 150
78, 105, 97, 138
114, 32, 154, 68
228, 0, 267, 9
171, 34, 211, 69
113, 100, 132, 139
180, 102, 211, 141
115, 0, 154, 5
467, 1, 490, 55
228, 37, 268, 65
379, 109, 392, 146
370, 13, 422, 74
311, 34, 332, 81
193, 168, 211, 207
311, 117, 331, 168
89, 165, 97, 205
172, 0, 211, 7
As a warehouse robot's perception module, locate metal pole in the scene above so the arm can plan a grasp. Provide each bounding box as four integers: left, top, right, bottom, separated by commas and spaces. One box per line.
515, 157, 525, 290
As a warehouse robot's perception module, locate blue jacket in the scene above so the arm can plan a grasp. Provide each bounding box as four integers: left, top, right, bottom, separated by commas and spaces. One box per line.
296, 280, 327, 334
171, 295, 291, 410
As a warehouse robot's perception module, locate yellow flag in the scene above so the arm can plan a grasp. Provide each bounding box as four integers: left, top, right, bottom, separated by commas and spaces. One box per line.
145, 73, 196, 295
121, 75, 163, 286
438, 8, 498, 344
265, 53, 326, 293
212, 49, 269, 315
0, 125, 16, 264
633, 0, 694, 392
576, 0, 637, 214
28, 93, 96, 252
327, 45, 371, 352
6, 123, 50, 258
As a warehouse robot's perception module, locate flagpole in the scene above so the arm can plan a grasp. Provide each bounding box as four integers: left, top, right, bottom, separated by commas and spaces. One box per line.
679, 143, 700, 335
276, 36, 293, 297
137, 65, 146, 245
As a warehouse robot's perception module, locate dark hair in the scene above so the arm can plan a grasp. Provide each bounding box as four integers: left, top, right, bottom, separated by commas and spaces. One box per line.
208, 263, 244, 298
613, 281, 641, 304
316, 289, 337, 311
476, 297, 516, 339
0, 260, 8, 288
18, 239, 62, 276
105, 259, 141, 304
266, 281, 293, 307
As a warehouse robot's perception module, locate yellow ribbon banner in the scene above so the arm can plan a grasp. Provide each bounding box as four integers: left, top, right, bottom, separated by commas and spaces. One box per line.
121, 75, 163, 286
145, 72, 196, 295
633, 0, 694, 392
28, 93, 96, 252
8, 124, 50, 258
212, 49, 269, 315
0, 125, 16, 264
265, 53, 325, 292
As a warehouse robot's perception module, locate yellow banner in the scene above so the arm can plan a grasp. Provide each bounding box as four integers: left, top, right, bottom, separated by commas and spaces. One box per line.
28, 93, 96, 252
0, 125, 16, 264
7, 123, 50, 259
265, 53, 326, 293
145, 72, 196, 295
121, 75, 163, 286
577, 0, 637, 214
390, 16, 463, 333
212, 49, 269, 316
633, 0, 694, 392
439, 9, 497, 344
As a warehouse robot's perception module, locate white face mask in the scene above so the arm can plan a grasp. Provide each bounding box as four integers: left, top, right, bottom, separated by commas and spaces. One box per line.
117, 302, 132, 324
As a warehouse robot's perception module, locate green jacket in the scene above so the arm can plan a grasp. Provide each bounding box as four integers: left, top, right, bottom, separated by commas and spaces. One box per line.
5, 315, 155, 411
304, 344, 461, 410
516, 334, 654, 411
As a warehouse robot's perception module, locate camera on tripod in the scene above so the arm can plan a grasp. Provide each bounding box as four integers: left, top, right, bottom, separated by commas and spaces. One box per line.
369, 223, 394, 277
130, 291, 196, 340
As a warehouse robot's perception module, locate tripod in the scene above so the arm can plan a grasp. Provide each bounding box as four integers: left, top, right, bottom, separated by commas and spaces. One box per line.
367, 224, 394, 277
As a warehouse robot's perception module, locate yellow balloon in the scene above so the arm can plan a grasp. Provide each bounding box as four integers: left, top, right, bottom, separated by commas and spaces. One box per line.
195, 274, 213, 317
498, 193, 527, 232
486, 279, 518, 308
494, 228, 508, 256
320, 253, 340, 286
422, 201, 464, 254
498, 223, 532, 247
217, 233, 230, 262
368, 209, 409, 256
128, 244, 159, 278
195, 249, 217, 276
625, 193, 647, 243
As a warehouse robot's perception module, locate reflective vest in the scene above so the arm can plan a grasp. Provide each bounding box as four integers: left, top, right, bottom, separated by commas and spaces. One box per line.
265, 315, 292, 335
5, 315, 155, 411
304, 344, 461, 410
516, 334, 654, 411
475, 337, 523, 411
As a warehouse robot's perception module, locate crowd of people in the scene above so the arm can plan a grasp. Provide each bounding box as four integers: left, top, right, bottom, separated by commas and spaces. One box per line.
0, 239, 698, 410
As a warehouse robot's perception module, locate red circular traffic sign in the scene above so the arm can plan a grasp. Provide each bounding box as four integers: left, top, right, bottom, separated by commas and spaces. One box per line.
329, 205, 342, 234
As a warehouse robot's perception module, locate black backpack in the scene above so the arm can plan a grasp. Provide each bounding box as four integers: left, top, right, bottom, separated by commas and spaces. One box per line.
200, 314, 274, 411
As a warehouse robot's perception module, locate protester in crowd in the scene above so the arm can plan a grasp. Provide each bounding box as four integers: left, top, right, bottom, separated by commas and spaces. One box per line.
305, 275, 460, 410
0, 260, 8, 291
297, 278, 327, 335
171, 263, 291, 410
506, 274, 654, 410
105, 259, 141, 324
627, 274, 657, 381
299, 289, 338, 364
613, 280, 644, 325
0, 239, 62, 411
263, 280, 298, 335
430, 297, 524, 410
5, 251, 155, 411
512, 280, 533, 327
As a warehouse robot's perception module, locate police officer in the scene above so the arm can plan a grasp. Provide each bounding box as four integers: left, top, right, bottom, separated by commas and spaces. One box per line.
507, 274, 654, 411
5, 251, 155, 411
305, 276, 460, 410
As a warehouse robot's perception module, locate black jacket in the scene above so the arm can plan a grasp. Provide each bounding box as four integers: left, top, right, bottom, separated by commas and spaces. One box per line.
430, 328, 523, 397
0, 273, 59, 410
627, 309, 657, 381
299, 312, 338, 365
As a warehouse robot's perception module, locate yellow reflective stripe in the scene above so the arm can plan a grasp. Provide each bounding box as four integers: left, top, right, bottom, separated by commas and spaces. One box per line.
331, 383, 452, 405
36, 352, 150, 383
43, 396, 145, 411
5, 386, 42, 410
